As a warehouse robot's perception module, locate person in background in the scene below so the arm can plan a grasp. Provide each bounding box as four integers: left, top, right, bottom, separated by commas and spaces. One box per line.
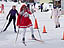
51, 6, 61, 28
34, 2, 36, 8
40, 4, 43, 12
2, 5, 19, 33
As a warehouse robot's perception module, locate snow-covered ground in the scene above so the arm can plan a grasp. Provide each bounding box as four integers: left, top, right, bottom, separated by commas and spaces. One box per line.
0, 1, 64, 48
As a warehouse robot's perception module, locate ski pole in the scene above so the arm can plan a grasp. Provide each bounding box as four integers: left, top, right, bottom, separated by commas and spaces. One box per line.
15, 26, 19, 42
15, 14, 22, 42
33, 13, 42, 40
0, 20, 7, 32
38, 29, 42, 40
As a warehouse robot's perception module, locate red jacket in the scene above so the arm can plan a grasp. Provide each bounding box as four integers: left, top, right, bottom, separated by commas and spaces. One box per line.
17, 9, 32, 28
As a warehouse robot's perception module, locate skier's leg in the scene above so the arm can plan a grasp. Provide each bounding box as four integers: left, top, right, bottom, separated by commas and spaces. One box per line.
30, 26, 36, 39
22, 28, 27, 46
22, 28, 26, 43
54, 17, 58, 28
55, 16, 60, 28
13, 18, 16, 32
57, 17, 60, 27
3, 18, 12, 31
41, 8, 42, 12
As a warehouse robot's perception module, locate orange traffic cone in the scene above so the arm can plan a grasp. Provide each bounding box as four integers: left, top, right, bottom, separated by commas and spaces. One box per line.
42, 25, 47, 33
63, 32, 64, 40
34, 18, 38, 29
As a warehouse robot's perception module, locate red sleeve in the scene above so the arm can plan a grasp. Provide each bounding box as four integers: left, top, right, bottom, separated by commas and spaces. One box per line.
27, 9, 32, 15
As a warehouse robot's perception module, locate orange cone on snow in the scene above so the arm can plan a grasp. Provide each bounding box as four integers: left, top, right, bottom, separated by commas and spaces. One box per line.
62, 32, 64, 40
42, 25, 47, 33
34, 18, 38, 29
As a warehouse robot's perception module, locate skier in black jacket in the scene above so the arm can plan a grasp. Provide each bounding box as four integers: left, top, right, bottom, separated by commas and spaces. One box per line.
3, 5, 19, 33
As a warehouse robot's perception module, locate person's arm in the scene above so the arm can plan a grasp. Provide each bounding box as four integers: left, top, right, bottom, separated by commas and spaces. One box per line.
25, 7, 32, 14
6, 10, 11, 20
19, 10, 24, 15
19, 10, 24, 18
27, 9, 32, 15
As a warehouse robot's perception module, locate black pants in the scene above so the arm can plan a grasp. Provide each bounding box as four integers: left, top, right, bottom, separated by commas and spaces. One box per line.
41, 8, 43, 12
4, 17, 16, 31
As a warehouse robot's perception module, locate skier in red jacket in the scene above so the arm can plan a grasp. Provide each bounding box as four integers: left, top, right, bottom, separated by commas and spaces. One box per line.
17, 4, 36, 43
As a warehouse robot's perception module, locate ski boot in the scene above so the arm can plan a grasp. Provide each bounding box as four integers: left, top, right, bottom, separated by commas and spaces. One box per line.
58, 24, 60, 27
14, 29, 17, 33
22, 37, 26, 46
22, 37, 25, 43
32, 34, 36, 40
56, 25, 58, 28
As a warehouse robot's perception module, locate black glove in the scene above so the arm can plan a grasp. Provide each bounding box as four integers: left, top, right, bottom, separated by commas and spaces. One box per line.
6, 16, 8, 20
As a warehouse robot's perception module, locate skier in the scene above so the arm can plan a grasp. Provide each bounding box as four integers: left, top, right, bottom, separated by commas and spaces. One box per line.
34, 2, 36, 8
17, 4, 36, 43
51, 6, 60, 28
40, 4, 43, 12
2, 5, 19, 33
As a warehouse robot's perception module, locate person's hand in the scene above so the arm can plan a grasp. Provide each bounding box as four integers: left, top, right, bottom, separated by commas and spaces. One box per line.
6, 16, 8, 20
50, 16, 52, 19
